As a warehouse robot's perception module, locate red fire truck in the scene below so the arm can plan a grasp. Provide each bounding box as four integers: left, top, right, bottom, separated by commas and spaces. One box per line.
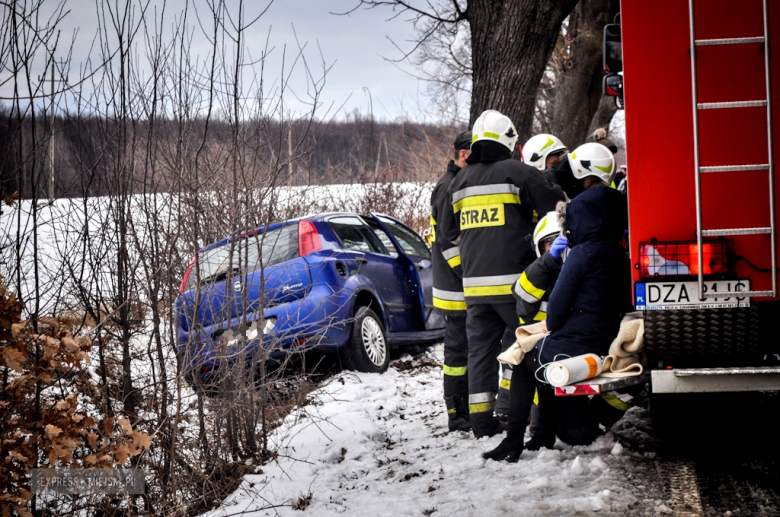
562, 0, 780, 428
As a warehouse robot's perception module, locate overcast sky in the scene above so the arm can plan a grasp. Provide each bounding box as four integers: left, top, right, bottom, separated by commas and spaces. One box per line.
233, 0, 427, 120
4, 0, 436, 121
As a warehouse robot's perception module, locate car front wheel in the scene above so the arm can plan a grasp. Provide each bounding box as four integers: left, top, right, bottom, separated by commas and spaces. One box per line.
340, 306, 389, 373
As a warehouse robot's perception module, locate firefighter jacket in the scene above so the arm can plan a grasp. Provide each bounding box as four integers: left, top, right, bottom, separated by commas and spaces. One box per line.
542, 159, 584, 200
439, 141, 566, 305
513, 251, 561, 324
430, 160, 466, 315
543, 159, 620, 197
541, 187, 631, 362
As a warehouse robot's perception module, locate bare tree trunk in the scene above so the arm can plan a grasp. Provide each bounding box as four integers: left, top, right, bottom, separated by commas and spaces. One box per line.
548, 0, 620, 147
467, 0, 579, 142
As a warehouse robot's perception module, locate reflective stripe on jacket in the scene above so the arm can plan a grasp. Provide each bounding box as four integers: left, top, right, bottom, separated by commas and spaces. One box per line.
440, 151, 566, 305
430, 160, 466, 315
513, 251, 561, 324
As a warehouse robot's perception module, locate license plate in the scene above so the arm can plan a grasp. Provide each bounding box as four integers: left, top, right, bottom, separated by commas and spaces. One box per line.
635, 280, 751, 310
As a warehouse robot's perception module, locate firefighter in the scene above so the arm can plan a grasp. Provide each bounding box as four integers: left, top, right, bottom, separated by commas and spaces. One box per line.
431, 130, 472, 432
514, 211, 565, 326
522, 134, 568, 170
534, 141, 617, 199
512, 211, 565, 446
540, 156, 582, 199
438, 110, 566, 438
568, 142, 617, 190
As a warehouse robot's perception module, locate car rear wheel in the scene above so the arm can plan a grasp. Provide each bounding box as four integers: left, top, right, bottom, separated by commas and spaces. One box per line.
340, 306, 389, 373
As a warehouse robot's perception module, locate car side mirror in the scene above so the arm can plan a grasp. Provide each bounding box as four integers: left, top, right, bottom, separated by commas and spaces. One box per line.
415, 259, 432, 270
603, 23, 622, 73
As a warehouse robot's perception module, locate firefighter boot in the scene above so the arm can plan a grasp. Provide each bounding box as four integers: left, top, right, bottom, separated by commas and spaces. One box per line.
482, 424, 524, 462
471, 414, 506, 439
555, 396, 603, 446
524, 431, 555, 451
445, 396, 472, 432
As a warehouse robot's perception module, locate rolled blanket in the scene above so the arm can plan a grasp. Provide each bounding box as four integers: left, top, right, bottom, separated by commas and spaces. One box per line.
600, 312, 645, 377
497, 320, 547, 366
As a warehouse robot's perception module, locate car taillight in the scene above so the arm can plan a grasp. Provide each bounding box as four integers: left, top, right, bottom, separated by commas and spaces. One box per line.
299, 220, 322, 256
179, 254, 198, 293
638, 240, 732, 278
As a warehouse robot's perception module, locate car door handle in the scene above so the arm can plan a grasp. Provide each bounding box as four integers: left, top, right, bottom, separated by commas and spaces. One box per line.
356, 258, 368, 265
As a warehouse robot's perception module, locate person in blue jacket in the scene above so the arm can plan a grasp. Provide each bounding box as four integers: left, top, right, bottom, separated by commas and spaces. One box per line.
483, 186, 631, 462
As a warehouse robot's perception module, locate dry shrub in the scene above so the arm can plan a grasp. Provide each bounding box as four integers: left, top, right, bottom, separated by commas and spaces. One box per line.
0, 281, 151, 516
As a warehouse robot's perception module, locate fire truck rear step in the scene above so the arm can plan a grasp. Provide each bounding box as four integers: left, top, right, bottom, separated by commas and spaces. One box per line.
672, 366, 780, 376
652, 366, 780, 393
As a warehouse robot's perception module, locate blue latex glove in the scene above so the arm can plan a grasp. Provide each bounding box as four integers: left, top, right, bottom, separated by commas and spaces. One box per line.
550, 235, 568, 260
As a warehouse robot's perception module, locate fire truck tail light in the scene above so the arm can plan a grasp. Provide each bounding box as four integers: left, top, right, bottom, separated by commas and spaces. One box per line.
638, 240, 733, 278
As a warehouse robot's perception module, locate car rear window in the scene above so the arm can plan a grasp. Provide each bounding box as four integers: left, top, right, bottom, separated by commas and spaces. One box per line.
187, 224, 299, 291
328, 216, 387, 254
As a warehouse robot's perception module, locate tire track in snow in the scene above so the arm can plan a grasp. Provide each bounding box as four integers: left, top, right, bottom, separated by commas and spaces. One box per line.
662, 460, 704, 516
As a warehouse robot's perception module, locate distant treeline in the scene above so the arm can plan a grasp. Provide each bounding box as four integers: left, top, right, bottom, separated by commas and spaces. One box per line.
0, 106, 458, 199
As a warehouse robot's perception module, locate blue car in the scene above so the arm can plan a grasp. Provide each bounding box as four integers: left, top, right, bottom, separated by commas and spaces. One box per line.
176, 212, 445, 382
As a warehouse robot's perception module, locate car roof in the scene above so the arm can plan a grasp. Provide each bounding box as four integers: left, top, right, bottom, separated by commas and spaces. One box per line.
197, 211, 382, 253
199, 218, 301, 253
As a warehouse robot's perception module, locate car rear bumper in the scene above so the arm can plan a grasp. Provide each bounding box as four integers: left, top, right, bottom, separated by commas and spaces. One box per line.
177, 283, 356, 379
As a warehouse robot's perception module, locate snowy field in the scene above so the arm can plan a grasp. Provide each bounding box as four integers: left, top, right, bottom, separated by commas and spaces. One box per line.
207, 345, 668, 517
0, 182, 433, 310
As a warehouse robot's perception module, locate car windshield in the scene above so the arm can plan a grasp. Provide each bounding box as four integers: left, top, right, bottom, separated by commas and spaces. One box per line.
376, 216, 431, 259
187, 224, 299, 291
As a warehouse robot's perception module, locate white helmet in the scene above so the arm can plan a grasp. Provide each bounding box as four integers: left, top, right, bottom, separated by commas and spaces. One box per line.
522, 134, 568, 169
471, 110, 518, 152
532, 211, 562, 257
568, 142, 615, 184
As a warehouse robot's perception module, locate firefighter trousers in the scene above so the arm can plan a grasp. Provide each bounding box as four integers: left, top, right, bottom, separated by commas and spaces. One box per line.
465, 302, 519, 433
443, 314, 468, 400
495, 326, 516, 418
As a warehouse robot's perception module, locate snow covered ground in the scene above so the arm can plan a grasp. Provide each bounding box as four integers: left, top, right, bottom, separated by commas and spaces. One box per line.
206, 345, 667, 517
